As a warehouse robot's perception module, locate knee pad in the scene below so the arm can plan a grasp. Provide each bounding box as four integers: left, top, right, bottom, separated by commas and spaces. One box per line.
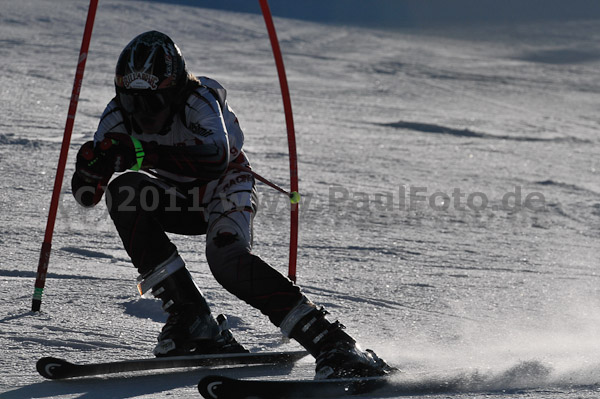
205, 229, 251, 279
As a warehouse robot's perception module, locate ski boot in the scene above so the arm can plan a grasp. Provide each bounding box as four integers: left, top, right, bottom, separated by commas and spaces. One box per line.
137, 252, 248, 357
280, 298, 394, 379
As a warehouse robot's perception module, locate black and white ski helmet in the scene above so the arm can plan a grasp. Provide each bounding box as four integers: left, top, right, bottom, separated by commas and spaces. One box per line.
115, 31, 188, 114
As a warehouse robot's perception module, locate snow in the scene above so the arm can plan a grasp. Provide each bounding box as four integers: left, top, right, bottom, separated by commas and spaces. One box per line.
1, 0, 600, 398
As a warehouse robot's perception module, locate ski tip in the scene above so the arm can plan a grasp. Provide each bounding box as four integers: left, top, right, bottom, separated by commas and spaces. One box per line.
198, 375, 231, 399
36, 357, 72, 379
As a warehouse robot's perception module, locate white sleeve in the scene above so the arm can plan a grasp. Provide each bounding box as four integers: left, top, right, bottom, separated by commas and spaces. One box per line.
93, 99, 128, 144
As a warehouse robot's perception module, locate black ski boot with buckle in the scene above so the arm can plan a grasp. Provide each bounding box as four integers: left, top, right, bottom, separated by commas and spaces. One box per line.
280, 298, 394, 379
137, 252, 248, 357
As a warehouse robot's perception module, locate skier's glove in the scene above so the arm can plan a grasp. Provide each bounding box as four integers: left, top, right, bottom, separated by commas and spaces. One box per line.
103, 133, 149, 172
74, 140, 113, 183
74, 134, 147, 182
73, 140, 115, 207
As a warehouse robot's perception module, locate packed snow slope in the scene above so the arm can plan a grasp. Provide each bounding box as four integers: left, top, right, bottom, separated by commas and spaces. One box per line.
157, 0, 600, 29
1, 1, 600, 398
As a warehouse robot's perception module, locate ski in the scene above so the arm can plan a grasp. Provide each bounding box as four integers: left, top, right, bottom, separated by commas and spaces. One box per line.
198, 374, 393, 399
37, 350, 308, 380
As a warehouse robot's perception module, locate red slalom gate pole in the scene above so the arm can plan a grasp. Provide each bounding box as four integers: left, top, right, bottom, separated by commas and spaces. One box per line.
258, 0, 300, 283
32, 0, 99, 312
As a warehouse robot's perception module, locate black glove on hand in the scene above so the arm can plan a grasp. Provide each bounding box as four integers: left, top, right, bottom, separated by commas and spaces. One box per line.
75, 134, 145, 184
73, 135, 146, 208
75, 140, 113, 183
103, 132, 149, 172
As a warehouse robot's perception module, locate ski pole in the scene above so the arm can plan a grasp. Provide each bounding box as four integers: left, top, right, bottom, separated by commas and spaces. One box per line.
228, 163, 300, 204
32, 0, 99, 312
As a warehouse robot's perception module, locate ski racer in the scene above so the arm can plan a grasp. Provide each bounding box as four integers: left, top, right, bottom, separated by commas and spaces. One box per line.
71, 30, 392, 379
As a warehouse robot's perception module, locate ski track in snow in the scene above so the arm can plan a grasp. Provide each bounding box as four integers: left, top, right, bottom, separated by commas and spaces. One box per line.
2, 0, 600, 398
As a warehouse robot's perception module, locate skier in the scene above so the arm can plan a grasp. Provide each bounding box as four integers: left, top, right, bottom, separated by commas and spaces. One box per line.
71, 30, 392, 379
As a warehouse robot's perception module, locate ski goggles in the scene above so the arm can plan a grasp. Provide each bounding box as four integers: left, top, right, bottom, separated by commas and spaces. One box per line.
117, 89, 175, 115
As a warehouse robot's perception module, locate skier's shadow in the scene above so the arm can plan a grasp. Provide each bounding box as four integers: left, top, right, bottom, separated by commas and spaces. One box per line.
1, 363, 301, 399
